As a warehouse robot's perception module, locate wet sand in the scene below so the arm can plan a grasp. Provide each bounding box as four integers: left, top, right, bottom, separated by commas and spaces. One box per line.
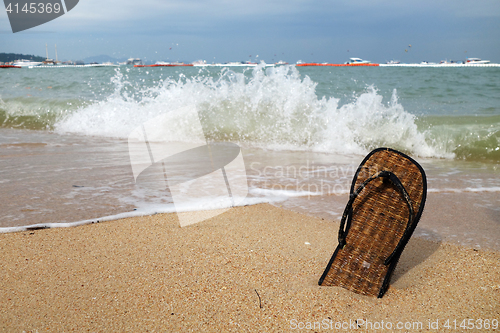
1, 204, 499, 332
2, 129, 499, 253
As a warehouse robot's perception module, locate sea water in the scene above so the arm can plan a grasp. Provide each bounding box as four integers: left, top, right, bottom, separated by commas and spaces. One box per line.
0, 65, 499, 249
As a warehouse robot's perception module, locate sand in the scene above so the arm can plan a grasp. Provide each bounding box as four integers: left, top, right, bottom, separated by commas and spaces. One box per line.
1, 203, 499, 332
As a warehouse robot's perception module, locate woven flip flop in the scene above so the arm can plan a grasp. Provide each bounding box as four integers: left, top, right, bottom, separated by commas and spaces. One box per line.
318, 147, 427, 298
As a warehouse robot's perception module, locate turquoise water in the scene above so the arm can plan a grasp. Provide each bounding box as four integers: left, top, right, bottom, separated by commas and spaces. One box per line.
1, 65, 499, 162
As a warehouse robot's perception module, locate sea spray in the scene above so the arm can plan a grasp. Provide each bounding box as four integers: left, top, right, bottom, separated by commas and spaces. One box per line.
54, 65, 445, 158
2, 65, 496, 161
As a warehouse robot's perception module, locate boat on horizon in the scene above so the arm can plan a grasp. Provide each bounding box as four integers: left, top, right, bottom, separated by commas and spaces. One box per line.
12, 59, 43, 67
345, 58, 371, 64
0, 65, 21, 68
466, 58, 490, 64
126, 58, 143, 66
275, 60, 288, 65
43, 59, 55, 65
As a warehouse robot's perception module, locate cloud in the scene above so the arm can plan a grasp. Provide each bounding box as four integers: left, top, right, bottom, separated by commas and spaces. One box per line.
2, 0, 499, 63
7, 0, 498, 35
60, 0, 310, 24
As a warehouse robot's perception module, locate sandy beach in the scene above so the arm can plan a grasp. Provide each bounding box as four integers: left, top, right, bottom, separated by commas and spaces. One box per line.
2, 31, 500, 333
1, 203, 498, 332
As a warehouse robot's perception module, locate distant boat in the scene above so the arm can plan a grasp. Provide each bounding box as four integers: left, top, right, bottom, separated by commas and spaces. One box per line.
192, 60, 208, 66
386, 60, 400, 64
439, 59, 464, 65
12, 59, 42, 67
346, 58, 371, 64
466, 58, 490, 64
42, 44, 56, 65
126, 58, 143, 65
43, 59, 55, 65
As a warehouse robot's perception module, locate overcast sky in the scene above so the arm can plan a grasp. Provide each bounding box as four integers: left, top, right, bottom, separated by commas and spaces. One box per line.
1, 0, 500, 63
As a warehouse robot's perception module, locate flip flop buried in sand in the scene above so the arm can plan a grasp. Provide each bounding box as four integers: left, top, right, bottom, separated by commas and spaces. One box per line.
319, 147, 427, 298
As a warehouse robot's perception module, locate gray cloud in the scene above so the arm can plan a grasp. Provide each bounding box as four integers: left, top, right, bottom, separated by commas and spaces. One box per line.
1, 0, 499, 63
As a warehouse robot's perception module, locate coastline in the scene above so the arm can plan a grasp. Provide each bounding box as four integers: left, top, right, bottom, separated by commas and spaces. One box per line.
2, 128, 498, 252
1, 203, 498, 331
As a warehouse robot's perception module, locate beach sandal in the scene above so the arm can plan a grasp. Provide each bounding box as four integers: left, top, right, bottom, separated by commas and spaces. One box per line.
318, 147, 427, 298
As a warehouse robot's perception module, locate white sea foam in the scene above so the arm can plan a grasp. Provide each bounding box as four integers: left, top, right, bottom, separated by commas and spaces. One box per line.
0, 194, 280, 233
55, 65, 451, 159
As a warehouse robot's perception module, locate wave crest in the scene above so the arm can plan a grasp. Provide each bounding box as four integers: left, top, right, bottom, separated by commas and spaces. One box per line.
52, 65, 498, 160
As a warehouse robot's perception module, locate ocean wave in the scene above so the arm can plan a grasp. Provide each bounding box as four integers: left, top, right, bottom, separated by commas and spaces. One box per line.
4, 65, 498, 161
0, 95, 83, 130
417, 115, 500, 162
53, 66, 443, 157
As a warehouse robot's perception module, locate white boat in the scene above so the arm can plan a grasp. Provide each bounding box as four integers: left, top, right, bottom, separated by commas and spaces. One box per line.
192, 60, 208, 66
466, 58, 490, 64
126, 58, 143, 65
346, 58, 371, 64
12, 59, 42, 67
